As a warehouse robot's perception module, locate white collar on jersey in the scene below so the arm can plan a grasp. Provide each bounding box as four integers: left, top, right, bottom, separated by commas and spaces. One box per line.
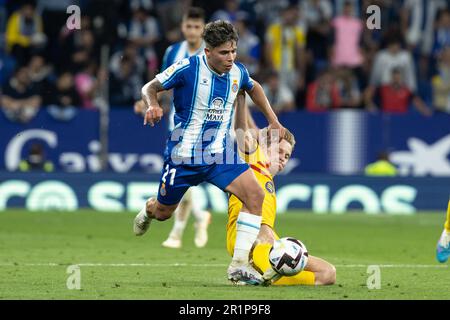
202, 55, 228, 77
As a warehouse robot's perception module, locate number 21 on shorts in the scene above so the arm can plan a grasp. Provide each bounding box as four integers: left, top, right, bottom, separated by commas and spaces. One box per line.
162, 164, 176, 186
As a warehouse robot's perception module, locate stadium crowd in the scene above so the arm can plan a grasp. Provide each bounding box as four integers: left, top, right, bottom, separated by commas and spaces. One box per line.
1, 0, 450, 123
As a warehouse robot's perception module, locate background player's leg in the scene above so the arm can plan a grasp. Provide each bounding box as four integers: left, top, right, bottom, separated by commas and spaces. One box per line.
162, 192, 192, 248
225, 169, 265, 266
436, 200, 450, 262
192, 201, 211, 248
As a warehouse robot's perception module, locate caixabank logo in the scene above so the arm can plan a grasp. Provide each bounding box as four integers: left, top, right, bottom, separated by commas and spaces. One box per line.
3, 129, 164, 173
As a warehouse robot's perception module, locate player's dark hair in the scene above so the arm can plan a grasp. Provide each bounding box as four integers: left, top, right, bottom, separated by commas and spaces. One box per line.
183, 7, 205, 21
203, 20, 239, 49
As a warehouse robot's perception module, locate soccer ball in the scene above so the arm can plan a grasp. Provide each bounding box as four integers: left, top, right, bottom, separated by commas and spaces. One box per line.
269, 237, 309, 276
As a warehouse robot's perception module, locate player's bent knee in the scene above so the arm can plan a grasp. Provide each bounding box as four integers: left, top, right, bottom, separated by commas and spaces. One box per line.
153, 202, 177, 221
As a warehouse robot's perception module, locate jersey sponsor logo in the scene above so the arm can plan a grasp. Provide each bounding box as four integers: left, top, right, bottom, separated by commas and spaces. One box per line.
205, 97, 225, 121
265, 181, 275, 194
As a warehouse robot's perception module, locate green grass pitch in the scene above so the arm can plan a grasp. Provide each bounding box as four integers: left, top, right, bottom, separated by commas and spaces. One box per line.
0, 210, 449, 300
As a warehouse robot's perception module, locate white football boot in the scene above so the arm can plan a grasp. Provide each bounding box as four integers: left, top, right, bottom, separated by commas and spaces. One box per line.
227, 262, 263, 286
162, 237, 182, 249
133, 198, 154, 236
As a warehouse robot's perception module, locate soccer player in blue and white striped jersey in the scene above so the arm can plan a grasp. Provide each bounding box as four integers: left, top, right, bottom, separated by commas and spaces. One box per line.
159, 7, 211, 250
134, 20, 286, 285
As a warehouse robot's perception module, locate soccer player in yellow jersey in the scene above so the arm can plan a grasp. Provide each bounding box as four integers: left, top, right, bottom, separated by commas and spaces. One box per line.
436, 200, 450, 263
227, 91, 336, 286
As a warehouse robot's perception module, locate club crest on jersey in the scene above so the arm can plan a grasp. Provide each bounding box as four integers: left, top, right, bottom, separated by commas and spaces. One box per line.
206, 97, 225, 121
232, 80, 238, 93
265, 181, 274, 194
160, 183, 167, 196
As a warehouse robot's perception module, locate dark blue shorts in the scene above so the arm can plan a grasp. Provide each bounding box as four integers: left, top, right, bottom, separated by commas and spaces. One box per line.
156, 155, 249, 206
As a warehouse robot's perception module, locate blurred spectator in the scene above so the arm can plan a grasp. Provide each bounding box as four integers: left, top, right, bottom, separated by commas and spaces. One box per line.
1, 65, 41, 123
128, 5, 160, 79
210, 0, 242, 23
37, 0, 78, 60
5, 1, 47, 65
69, 29, 98, 74
367, 35, 417, 98
306, 69, 340, 112
235, 12, 260, 76
58, 16, 98, 73
401, 0, 447, 53
331, 1, 364, 71
45, 72, 81, 121
335, 67, 362, 109
401, 0, 447, 79
365, 67, 431, 116
432, 46, 450, 114
110, 41, 145, 81
28, 54, 53, 90
0, 0, 7, 49
19, 142, 54, 172
109, 56, 143, 106
0, 49, 17, 87
154, 0, 189, 43
265, 4, 306, 96
334, 0, 362, 16
432, 9, 450, 58
259, 69, 295, 114
74, 62, 107, 109
364, 151, 397, 176
302, 0, 333, 82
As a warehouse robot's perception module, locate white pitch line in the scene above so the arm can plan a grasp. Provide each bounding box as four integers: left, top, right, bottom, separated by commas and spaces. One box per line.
0, 263, 447, 268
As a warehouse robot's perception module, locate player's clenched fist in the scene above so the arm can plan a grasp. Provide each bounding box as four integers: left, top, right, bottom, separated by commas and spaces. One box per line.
144, 104, 163, 126
267, 121, 286, 142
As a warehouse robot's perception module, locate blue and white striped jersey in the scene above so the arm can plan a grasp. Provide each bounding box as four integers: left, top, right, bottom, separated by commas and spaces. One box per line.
162, 40, 206, 130
155, 55, 254, 164
162, 40, 205, 70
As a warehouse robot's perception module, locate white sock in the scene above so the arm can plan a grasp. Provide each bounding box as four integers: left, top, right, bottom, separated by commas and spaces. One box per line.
232, 212, 262, 265
192, 206, 208, 222
440, 230, 450, 247
168, 208, 189, 239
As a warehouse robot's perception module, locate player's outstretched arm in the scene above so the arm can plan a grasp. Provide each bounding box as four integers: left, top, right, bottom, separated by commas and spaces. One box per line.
304, 256, 336, 286
245, 80, 286, 140
234, 90, 258, 153
141, 79, 165, 127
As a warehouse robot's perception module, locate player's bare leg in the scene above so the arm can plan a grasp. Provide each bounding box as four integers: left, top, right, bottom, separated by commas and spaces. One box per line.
162, 193, 192, 248
133, 198, 179, 236
225, 168, 265, 285
193, 207, 211, 248
249, 225, 336, 286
